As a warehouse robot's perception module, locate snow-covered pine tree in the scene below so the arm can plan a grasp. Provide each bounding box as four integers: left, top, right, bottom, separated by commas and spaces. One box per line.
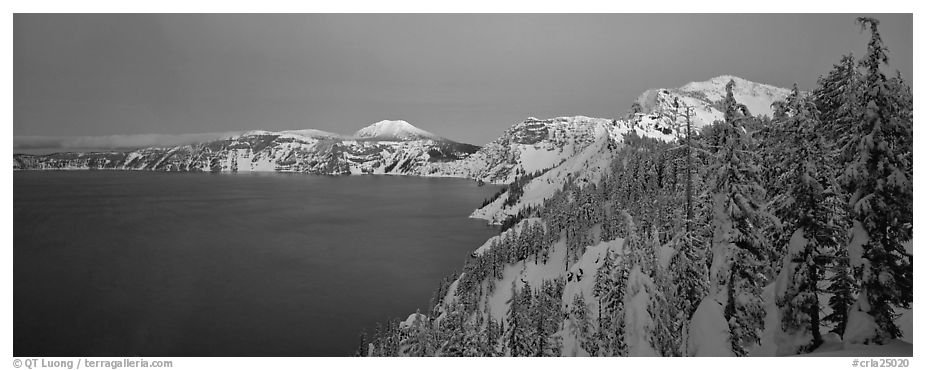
355, 331, 368, 357
770, 85, 840, 355
665, 230, 708, 354
651, 233, 687, 356
823, 246, 857, 337
374, 320, 401, 356
461, 310, 492, 357
839, 17, 913, 345
569, 293, 598, 356
596, 250, 631, 356
485, 316, 504, 356
813, 54, 862, 146
666, 101, 710, 338
504, 282, 535, 356
400, 310, 433, 356
706, 79, 777, 356
623, 263, 658, 356
591, 249, 615, 354
437, 300, 466, 356
503, 282, 522, 356
810, 51, 868, 342
533, 280, 565, 356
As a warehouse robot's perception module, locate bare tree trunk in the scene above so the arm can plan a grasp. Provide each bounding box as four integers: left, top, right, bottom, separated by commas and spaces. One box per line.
685, 107, 693, 233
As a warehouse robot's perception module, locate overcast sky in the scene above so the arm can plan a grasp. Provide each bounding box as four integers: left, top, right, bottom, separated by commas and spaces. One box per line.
14, 14, 912, 151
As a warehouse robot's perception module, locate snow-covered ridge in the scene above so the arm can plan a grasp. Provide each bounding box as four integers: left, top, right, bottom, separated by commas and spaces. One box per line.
238, 120, 441, 142
679, 75, 789, 108
15, 75, 790, 183
421, 116, 620, 185
14, 120, 478, 175
278, 128, 342, 140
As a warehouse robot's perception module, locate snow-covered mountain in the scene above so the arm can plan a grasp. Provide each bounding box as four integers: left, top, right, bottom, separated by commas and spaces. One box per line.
13, 121, 479, 175
353, 120, 442, 141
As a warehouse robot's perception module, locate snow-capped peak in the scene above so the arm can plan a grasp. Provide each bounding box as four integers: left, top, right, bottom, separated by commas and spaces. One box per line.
353, 120, 441, 141
633, 75, 791, 132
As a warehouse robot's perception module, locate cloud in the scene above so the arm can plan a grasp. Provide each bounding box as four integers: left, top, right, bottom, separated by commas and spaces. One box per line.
14, 132, 242, 152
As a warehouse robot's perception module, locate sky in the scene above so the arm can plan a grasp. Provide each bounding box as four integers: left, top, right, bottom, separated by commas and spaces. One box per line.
14, 13, 913, 152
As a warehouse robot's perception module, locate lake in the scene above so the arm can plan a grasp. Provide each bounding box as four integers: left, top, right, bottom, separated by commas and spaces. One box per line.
13, 171, 500, 356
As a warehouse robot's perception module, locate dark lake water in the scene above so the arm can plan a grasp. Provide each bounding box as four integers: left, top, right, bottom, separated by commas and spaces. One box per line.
14, 171, 500, 356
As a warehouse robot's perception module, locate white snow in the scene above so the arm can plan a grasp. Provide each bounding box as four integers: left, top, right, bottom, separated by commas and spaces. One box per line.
517, 144, 562, 174
896, 308, 913, 342
775, 228, 808, 298
754, 284, 782, 356
803, 339, 912, 357
847, 220, 870, 270
688, 296, 735, 356
657, 244, 675, 270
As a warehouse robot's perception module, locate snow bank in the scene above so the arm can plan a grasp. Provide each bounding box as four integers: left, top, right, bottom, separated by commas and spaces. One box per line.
843, 292, 878, 345
804, 339, 912, 357
688, 296, 735, 356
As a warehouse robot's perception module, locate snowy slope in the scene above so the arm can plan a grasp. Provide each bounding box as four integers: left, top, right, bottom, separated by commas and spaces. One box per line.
470, 117, 616, 223
417, 116, 618, 184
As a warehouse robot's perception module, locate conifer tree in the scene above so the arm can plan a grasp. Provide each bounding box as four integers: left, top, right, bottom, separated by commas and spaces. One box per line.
811, 51, 864, 343
569, 293, 598, 356
814, 54, 862, 145
598, 251, 631, 356
400, 310, 433, 356
707, 79, 777, 356
770, 85, 840, 354
840, 17, 913, 345
823, 246, 857, 337
533, 280, 564, 356
504, 282, 535, 356
437, 300, 466, 356
355, 331, 368, 357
